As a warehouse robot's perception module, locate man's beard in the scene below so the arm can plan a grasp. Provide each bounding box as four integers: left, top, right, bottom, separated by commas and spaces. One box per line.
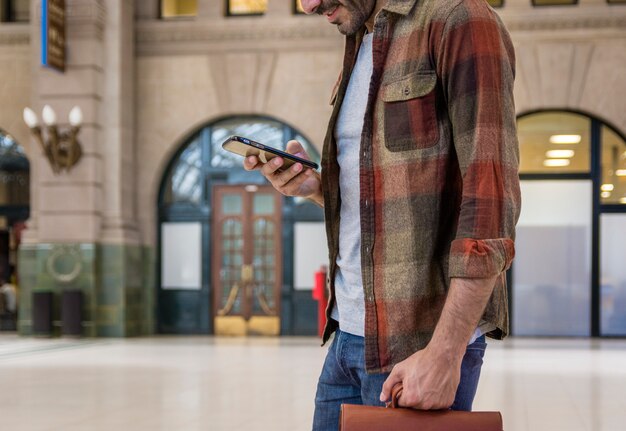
317, 0, 377, 36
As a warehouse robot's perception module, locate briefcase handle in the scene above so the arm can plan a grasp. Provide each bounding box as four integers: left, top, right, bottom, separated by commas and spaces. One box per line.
387, 384, 404, 409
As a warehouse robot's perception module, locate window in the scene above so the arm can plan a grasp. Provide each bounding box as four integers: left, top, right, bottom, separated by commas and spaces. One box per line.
162, 135, 203, 205
160, 116, 320, 208
601, 125, 626, 205
161, 0, 197, 19
295, 0, 305, 14
157, 116, 323, 335
518, 110, 626, 205
227, 0, 267, 16
0, 131, 29, 207
518, 111, 591, 174
0, 0, 29, 22
210, 118, 284, 168
532, 0, 577, 5
514, 110, 626, 338
486, 0, 504, 7
601, 214, 626, 335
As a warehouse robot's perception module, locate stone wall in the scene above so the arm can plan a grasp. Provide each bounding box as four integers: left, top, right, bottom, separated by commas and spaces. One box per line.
18, 243, 153, 336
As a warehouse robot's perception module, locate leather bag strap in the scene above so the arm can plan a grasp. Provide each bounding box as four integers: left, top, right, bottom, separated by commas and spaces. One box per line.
389, 384, 404, 409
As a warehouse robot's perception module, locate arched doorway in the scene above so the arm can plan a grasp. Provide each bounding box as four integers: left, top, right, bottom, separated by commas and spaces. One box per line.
0, 130, 29, 331
512, 110, 626, 337
157, 116, 324, 335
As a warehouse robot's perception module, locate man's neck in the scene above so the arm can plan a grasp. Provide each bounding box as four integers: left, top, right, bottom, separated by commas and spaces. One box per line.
365, 0, 386, 33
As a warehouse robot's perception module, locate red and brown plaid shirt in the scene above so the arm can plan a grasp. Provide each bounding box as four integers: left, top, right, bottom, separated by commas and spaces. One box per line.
321, 0, 521, 373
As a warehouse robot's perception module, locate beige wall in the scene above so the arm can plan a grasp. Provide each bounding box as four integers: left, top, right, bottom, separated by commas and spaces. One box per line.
510, 34, 626, 135
135, 49, 344, 244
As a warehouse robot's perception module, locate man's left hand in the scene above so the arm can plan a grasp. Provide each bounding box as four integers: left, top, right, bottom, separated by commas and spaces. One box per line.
379, 345, 462, 410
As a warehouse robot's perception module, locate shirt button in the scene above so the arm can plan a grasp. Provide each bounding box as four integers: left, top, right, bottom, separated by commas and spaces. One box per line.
404, 87, 410, 96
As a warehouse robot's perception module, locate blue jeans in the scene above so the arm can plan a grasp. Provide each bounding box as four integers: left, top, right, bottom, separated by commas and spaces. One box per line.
312, 329, 487, 431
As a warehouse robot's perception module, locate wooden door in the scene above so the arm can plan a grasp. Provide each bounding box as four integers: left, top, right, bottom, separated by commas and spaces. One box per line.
212, 185, 282, 335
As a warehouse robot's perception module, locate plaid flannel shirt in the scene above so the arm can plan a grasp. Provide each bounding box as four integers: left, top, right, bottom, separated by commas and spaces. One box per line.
321, 0, 521, 373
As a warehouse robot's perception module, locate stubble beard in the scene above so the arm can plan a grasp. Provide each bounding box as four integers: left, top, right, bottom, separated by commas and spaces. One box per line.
318, 0, 377, 36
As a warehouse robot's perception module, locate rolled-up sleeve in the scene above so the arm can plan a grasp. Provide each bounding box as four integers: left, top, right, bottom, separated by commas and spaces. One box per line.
436, 0, 521, 279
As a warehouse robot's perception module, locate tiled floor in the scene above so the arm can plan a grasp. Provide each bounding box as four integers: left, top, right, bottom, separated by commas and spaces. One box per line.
0, 335, 625, 431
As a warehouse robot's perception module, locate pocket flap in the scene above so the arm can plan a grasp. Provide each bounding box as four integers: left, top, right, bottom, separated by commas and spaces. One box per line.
381, 71, 437, 102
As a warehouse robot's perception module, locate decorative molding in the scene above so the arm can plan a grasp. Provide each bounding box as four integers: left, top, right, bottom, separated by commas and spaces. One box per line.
136, 21, 338, 44
66, 0, 106, 23
135, 7, 626, 55
500, 10, 626, 32
46, 244, 84, 283
135, 19, 342, 55
51, 0, 107, 40
0, 26, 30, 46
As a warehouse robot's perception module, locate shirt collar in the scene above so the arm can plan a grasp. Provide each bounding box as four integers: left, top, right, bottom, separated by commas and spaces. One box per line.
382, 0, 419, 16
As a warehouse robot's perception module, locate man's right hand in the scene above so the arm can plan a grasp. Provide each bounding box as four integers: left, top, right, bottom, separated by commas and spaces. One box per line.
243, 140, 324, 207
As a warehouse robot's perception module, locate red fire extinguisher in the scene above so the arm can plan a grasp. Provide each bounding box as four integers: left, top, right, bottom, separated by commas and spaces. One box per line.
313, 265, 328, 337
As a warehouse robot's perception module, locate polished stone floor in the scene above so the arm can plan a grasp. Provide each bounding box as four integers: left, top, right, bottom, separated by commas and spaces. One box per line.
0, 334, 624, 431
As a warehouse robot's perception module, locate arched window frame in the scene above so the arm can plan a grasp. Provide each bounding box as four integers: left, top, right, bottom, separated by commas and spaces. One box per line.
159, 114, 320, 214
156, 115, 324, 335
515, 109, 626, 338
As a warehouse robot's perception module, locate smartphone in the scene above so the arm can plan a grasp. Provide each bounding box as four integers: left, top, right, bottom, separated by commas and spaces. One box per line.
222, 135, 319, 171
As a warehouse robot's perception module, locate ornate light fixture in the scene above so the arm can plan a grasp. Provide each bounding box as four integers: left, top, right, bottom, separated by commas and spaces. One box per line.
23, 105, 83, 174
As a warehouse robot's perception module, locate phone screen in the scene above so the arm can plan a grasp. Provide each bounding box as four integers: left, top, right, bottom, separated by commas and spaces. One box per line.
221, 135, 319, 170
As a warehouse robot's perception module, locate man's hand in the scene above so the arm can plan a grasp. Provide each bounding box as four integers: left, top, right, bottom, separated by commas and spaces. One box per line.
379, 345, 462, 410
379, 275, 498, 410
243, 140, 323, 207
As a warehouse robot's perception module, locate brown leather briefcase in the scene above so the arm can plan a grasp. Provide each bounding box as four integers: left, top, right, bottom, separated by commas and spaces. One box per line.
339, 385, 503, 431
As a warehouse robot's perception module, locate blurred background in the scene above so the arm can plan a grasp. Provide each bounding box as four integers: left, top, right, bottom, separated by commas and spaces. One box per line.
0, 1, 625, 430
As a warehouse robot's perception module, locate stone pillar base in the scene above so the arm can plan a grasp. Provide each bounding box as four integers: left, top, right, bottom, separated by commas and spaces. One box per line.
17, 243, 154, 337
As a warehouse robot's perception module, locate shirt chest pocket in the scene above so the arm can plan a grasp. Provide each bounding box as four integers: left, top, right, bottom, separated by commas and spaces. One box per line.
381, 71, 439, 152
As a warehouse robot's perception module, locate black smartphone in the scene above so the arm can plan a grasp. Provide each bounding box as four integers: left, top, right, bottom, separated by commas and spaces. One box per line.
222, 135, 319, 171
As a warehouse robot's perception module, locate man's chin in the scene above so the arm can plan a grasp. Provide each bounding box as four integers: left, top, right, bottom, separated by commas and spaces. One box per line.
336, 21, 359, 36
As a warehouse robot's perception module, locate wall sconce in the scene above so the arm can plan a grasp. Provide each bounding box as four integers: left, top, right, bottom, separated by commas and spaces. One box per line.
23, 105, 83, 174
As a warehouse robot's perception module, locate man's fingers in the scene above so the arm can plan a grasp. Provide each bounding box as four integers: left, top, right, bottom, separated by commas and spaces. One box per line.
271, 163, 305, 189
260, 157, 285, 177
276, 167, 312, 193
244, 155, 260, 171
380, 367, 403, 403
285, 140, 310, 160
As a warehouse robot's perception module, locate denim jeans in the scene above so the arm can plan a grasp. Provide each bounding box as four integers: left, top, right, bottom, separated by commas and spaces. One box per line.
312, 329, 487, 431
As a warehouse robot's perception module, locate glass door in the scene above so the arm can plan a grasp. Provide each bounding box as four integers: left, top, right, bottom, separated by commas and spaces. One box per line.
212, 185, 282, 335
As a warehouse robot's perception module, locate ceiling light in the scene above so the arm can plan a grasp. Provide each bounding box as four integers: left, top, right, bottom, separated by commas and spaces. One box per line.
543, 159, 570, 167
546, 150, 575, 158
601, 184, 615, 192
549, 135, 581, 144
616, 169, 626, 177
601, 192, 611, 199
245, 185, 259, 193
621, 197, 626, 204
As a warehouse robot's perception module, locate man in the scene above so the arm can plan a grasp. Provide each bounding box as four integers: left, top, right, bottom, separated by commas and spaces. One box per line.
244, 0, 521, 429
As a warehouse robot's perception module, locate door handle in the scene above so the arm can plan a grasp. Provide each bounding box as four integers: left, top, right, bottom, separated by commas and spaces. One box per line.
241, 264, 254, 283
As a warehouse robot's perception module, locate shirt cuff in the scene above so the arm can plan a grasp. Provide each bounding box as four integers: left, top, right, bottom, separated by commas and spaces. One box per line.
448, 238, 515, 279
